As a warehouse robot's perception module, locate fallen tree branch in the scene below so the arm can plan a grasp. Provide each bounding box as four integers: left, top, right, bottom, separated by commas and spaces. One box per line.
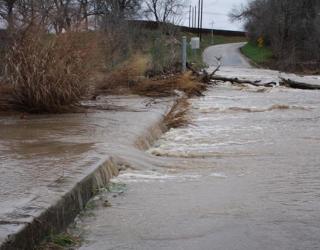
187, 56, 222, 84
209, 56, 222, 77
200, 57, 223, 83
187, 57, 276, 88
210, 76, 261, 85
209, 76, 278, 87
280, 77, 320, 90
186, 62, 200, 77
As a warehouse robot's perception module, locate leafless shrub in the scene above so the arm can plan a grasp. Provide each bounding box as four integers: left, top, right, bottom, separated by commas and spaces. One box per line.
95, 53, 149, 95
147, 26, 182, 76
0, 82, 12, 112
100, 20, 132, 69
4, 30, 93, 113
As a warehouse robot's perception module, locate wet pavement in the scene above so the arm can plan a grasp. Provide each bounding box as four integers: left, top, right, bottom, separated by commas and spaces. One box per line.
204, 42, 320, 88
203, 42, 251, 68
70, 44, 320, 250
0, 95, 173, 245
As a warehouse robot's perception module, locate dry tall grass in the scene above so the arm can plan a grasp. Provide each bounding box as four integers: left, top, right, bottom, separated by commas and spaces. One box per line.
95, 59, 207, 98
132, 72, 207, 97
96, 53, 150, 95
0, 83, 12, 112
4, 31, 94, 113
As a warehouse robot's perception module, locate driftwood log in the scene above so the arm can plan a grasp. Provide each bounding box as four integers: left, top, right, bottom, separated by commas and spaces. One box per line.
187, 63, 276, 87
187, 58, 320, 90
210, 76, 279, 87
280, 77, 320, 90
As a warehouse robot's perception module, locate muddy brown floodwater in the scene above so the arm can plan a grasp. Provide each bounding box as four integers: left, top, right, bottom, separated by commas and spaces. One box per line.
0, 95, 174, 245
72, 82, 320, 250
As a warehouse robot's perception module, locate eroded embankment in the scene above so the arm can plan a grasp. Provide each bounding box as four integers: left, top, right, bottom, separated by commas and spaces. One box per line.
0, 95, 181, 250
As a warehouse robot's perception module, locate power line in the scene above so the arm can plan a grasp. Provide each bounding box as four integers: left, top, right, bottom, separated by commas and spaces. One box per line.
203, 11, 229, 16
182, 10, 229, 16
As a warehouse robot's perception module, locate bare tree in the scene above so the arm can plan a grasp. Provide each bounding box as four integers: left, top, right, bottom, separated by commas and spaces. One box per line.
0, 0, 145, 32
0, 0, 18, 30
231, 0, 320, 70
144, 0, 185, 23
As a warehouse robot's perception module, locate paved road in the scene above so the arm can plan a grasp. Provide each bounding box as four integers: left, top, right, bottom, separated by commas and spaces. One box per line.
203, 42, 320, 88
203, 42, 252, 68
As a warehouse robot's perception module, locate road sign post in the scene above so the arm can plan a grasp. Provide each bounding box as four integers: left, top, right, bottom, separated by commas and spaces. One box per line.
182, 36, 187, 72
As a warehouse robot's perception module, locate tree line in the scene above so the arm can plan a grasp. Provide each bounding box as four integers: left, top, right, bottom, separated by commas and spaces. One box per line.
0, 0, 185, 33
231, 0, 320, 71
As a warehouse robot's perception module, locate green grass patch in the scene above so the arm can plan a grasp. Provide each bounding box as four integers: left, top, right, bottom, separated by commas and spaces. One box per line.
241, 42, 273, 64
50, 233, 77, 247
38, 232, 80, 249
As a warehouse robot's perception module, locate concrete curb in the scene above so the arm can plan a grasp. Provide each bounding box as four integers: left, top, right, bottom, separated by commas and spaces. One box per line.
1, 158, 119, 250
0, 102, 172, 250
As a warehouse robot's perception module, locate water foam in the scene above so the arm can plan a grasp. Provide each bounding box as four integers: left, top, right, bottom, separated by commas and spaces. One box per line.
198, 104, 311, 114
114, 171, 202, 183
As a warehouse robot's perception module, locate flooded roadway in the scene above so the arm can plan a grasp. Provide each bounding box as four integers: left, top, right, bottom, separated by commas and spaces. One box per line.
1, 42, 319, 249
0, 96, 173, 245
71, 45, 320, 250
72, 83, 320, 250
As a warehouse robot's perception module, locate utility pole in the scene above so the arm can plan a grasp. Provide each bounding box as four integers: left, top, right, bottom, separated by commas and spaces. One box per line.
182, 36, 187, 72
200, 0, 204, 41
198, 0, 201, 37
192, 6, 194, 28
194, 5, 197, 28
189, 5, 192, 28
210, 21, 214, 44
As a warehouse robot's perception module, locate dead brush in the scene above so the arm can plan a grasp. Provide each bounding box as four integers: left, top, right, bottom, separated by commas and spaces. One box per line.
164, 98, 190, 129
4, 31, 94, 113
95, 53, 149, 95
132, 71, 207, 97
0, 82, 13, 112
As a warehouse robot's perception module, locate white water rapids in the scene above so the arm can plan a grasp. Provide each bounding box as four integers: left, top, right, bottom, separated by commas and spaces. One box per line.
73, 82, 320, 250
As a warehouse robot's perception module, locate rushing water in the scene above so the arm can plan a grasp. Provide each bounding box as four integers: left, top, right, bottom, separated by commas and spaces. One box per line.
147, 83, 320, 249
73, 83, 320, 250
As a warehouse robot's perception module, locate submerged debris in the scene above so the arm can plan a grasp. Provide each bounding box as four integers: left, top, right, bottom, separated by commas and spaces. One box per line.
164, 98, 190, 129
106, 182, 127, 194
280, 77, 320, 90
132, 72, 206, 98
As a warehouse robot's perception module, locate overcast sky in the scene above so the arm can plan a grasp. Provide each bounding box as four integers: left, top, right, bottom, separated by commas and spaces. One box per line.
184, 0, 248, 31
